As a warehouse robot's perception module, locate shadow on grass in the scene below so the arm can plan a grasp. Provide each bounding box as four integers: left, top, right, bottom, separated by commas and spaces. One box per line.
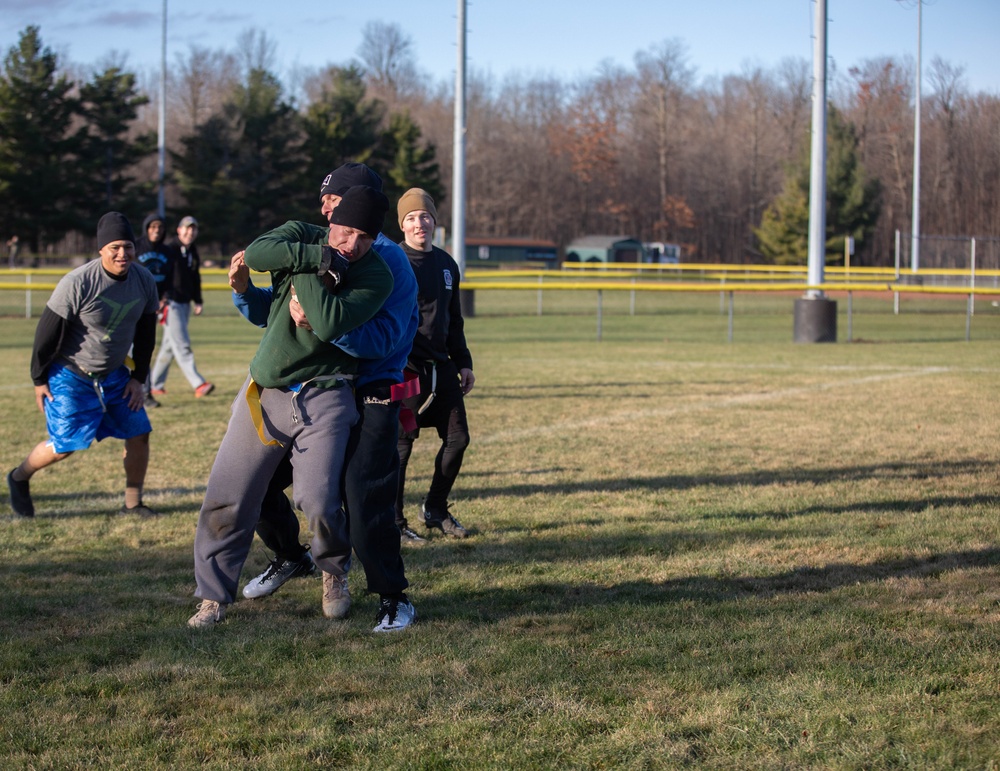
3, 541, 997, 635
481, 382, 674, 399
703, 493, 999, 521
459, 458, 995, 500
3, 454, 995, 632
8, 486, 207, 519
18, 457, 988, 521
415, 546, 1000, 621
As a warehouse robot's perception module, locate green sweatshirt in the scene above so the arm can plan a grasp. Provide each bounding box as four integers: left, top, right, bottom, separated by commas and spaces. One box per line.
243, 220, 393, 388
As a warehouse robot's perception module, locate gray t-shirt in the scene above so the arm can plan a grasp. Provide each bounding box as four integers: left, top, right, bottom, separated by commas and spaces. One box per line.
46, 259, 159, 377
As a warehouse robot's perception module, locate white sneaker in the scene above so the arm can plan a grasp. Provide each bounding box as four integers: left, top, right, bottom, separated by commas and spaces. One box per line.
373, 596, 416, 632
188, 599, 227, 628
243, 551, 317, 599
322, 572, 351, 619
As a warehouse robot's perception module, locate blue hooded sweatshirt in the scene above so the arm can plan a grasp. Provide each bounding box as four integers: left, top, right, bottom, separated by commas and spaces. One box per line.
234, 232, 419, 388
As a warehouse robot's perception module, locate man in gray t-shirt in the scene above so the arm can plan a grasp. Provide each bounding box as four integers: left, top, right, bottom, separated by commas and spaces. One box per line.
6, 212, 160, 519
45, 259, 157, 377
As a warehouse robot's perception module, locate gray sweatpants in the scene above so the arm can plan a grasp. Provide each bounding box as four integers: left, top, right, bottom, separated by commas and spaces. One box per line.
151, 301, 206, 391
193, 373, 358, 604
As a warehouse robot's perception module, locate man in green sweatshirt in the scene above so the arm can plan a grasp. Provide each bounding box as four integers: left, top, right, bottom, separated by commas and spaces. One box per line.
189, 186, 393, 628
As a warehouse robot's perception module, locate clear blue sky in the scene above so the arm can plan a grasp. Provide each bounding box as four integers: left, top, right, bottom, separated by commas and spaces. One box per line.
2, 0, 997, 94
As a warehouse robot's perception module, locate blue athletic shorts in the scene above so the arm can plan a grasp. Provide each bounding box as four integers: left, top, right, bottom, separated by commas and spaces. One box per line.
44, 363, 152, 453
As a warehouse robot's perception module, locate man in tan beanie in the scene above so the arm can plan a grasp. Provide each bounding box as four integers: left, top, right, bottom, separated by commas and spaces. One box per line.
395, 188, 475, 538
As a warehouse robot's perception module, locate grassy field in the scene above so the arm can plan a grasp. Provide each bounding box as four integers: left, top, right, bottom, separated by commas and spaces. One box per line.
1, 291, 998, 769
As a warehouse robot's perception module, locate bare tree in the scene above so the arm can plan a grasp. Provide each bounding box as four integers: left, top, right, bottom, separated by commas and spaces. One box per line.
632, 39, 696, 243
841, 57, 914, 261
357, 21, 420, 104
923, 57, 967, 231
234, 28, 277, 81
773, 57, 811, 156
170, 46, 239, 134
465, 71, 572, 242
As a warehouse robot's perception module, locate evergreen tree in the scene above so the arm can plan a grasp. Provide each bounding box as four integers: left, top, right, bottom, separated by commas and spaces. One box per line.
300, 65, 384, 203
755, 179, 810, 266
755, 106, 880, 265
0, 27, 79, 251
227, 67, 305, 235
825, 108, 881, 264
171, 114, 240, 251
173, 66, 304, 252
77, 65, 156, 225
377, 111, 444, 241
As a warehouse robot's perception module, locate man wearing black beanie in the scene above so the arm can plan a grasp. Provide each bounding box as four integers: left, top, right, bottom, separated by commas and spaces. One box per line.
189, 187, 395, 628
7, 212, 161, 519
328, 185, 388, 238
97, 211, 136, 248
230, 164, 420, 632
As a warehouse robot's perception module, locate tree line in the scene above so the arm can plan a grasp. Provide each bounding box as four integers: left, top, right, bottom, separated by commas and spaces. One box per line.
2, 23, 998, 267
0, 26, 441, 258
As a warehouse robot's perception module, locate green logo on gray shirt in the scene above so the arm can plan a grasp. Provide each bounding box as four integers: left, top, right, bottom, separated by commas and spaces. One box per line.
99, 296, 142, 341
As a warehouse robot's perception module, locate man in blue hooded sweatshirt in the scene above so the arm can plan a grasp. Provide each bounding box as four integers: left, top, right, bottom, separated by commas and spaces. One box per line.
134, 213, 171, 409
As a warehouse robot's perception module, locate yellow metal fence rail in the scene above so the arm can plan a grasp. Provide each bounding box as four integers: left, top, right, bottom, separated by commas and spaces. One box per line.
4, 264, 998, 341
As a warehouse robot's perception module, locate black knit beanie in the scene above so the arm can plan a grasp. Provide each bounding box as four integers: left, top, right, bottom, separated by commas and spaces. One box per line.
97, 212, 136, 249
329, 185, 389, 238
319, 162, 383, 201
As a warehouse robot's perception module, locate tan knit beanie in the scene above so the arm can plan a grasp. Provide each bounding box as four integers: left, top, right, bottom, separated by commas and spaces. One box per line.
397, 188, 438, 229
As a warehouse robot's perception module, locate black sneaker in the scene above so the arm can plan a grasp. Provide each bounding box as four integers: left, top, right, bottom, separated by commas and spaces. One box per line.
243, 550, 317, 599
373, 595, 416, 632
7, 469, 34, 518
144, 395, 161, 409
422, 503, 468, 538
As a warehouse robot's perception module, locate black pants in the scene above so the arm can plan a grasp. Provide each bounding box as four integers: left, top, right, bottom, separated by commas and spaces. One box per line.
396, 359, 471, 520
255, 384, 407, 596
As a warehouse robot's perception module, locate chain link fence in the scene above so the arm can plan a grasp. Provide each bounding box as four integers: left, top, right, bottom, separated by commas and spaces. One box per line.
895, 233, 1000, 289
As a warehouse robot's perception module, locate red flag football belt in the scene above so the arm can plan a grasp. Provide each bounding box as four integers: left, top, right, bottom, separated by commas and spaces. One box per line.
390, 369, 421, 401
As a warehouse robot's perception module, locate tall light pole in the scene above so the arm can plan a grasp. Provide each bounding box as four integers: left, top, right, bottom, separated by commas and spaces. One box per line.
806, 0, 828, 298
910, 0, 922, 272
452, 0, 467, 277
793, 0, 837, 342
157, 0, 167, 218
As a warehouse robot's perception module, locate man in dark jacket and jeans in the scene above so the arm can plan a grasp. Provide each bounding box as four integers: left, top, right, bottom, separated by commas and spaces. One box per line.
150, 216, 214, 399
